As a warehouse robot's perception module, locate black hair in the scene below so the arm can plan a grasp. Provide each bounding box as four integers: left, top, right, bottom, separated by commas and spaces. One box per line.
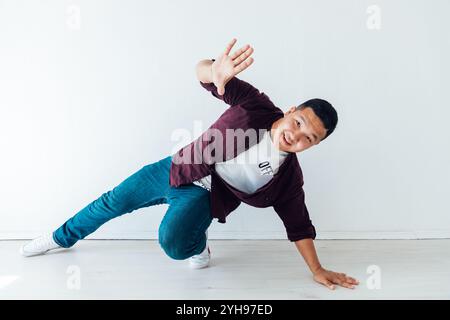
296, 98, 338, 140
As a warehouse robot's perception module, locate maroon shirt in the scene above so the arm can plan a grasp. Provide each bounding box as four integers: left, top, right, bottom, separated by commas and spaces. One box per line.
169, 76, 316, 241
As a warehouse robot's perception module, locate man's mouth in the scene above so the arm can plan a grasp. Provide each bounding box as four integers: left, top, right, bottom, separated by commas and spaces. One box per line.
282, 132, 292, 146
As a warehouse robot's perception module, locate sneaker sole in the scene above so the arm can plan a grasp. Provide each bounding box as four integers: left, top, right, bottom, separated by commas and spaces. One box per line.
189, 262, 210, 269
19, 245, 53, 257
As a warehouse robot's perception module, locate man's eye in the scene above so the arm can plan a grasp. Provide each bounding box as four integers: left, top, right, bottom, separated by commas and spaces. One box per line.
296, 120, 301, 127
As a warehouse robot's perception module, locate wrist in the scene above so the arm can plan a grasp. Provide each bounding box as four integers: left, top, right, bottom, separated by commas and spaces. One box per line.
311, 265, 324, 275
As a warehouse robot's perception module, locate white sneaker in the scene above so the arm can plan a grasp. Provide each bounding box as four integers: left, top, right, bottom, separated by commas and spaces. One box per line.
189, 232, 211, 269
20, 233, 62, 257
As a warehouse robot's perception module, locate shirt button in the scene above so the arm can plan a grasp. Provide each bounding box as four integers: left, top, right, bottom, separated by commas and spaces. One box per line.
265, 197, 269, 201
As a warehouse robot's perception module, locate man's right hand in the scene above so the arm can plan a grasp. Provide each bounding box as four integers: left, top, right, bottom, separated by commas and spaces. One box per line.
313, 267, 360, 290
211, 38, 255, 95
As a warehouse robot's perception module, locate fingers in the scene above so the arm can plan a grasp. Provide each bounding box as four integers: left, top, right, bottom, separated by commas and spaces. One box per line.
233, 46, 254, 67
323, 280, 335, 290
233, 57, 254, 76
330, 278, 350, 289
337, 279, 355, 289
314, 275, 335, 290
334, 274, 359, 289
223, 38, 237, 56
340, 273, 359, 285
315, 270, 360, 291
347, 277, 360, 285
321, 272, 360, 290
230, 44, 251, 60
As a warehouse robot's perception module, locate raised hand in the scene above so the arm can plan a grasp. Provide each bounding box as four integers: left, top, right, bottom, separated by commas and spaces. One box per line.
212, 38, 255, 95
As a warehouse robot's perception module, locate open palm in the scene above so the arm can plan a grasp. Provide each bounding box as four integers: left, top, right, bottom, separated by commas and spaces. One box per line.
212, 38, 255, 95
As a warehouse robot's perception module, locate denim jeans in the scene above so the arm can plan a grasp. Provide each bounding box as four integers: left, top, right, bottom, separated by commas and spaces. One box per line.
53, 155, 213, 260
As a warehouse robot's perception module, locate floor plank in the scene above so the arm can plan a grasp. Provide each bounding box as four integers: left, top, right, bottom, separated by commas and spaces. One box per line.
1, 240, 449, 299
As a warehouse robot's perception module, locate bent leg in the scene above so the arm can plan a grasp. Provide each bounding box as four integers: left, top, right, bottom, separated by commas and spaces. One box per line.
54, 155, 173, 248
158, 184, 213, 260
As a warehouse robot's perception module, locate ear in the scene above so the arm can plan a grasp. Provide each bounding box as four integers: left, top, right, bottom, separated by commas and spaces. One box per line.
285, 106, 296, 115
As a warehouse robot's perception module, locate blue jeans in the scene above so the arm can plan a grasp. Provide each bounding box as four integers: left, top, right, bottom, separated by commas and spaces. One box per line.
53, 155, 213, 260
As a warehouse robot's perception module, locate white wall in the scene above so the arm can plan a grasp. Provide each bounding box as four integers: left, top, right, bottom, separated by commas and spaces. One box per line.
1, 0, 449, 240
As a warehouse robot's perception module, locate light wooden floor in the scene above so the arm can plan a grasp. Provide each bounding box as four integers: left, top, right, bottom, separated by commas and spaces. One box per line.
1, 239, 449, 299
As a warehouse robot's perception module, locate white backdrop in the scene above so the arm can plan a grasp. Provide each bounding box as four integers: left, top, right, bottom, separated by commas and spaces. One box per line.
1, 0, 449, 240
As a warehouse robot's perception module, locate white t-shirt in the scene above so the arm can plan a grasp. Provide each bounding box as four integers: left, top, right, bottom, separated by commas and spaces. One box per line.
193, 130, 289, 194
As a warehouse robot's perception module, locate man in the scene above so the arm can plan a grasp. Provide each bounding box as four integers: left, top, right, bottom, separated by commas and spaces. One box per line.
21, 38, 359, 290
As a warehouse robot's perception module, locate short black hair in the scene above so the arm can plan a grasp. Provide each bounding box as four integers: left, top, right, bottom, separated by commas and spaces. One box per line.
296, 98, 338, 140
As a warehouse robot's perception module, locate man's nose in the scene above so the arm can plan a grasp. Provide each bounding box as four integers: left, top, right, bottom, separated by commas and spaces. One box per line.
285, 131, 295, 143
291, 131, 302, 142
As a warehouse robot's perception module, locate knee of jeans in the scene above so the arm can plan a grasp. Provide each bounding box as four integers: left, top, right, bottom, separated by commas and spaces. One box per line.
158, 226, 191, 260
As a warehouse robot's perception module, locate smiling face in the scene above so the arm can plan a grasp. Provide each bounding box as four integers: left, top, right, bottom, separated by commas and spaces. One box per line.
270, 106, 328, 153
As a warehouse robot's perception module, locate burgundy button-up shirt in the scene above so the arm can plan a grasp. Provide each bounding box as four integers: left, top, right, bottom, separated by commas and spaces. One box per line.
169, 76, 316, 241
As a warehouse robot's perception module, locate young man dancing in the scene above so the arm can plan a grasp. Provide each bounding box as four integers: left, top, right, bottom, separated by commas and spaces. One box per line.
21, 38, 359, 290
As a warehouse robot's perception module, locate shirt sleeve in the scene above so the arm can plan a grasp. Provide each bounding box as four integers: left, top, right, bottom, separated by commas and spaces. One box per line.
273, 190, 317, 242
199, 76, 261, 107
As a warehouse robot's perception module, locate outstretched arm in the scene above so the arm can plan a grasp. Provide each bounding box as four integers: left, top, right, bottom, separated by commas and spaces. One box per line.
196, 38, 254, 95
295, 238, 360, 290
274, 192, 360, 291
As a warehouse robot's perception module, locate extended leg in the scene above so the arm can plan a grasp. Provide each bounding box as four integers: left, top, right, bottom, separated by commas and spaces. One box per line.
53, 155, 173, 248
